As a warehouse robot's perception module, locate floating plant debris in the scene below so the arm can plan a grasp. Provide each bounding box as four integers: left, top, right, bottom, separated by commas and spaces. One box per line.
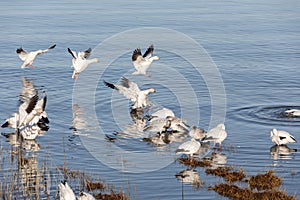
86, 180, 106, 191
248, 170, 281, 191
209, 183, 296, 200
177, 157, 212, 168
95, 192, 130, 200
205, 166, 246, 182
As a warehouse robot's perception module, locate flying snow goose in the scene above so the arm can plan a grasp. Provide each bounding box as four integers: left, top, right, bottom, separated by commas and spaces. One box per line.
18, 94, 48, 128
284, 109, 300, 117
176, 138, 201, 158
202, 123, 227, 149
16, 44, 56, 68
270, 128, 297, 146
132, 44, 160, 77
67, 48, 100, 80
59, 181, 76, 200
104, 77, 156, 109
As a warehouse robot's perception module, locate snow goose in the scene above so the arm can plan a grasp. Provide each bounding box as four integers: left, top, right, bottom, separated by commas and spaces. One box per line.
176, 138, 201, 158
284, 109, 300, 117
18, 94, 48, 128
16, 44, 56, 68
189, 126, 206, 140
104, 77, 156, 109
67, 48, 100, 80
166, 116, 190, 133
59, 181, 76, 200
270, 128, 297, 146
78, 191, 95, 200
1, 113, 19, 129
132, 44, 160, 77
202, 123, 227, 149
149, 107, 175, 120
144, 117, 171, 133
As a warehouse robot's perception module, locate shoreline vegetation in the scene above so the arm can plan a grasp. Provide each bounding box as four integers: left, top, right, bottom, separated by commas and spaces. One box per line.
0, 138, 297, 199
178, 157, 297, 200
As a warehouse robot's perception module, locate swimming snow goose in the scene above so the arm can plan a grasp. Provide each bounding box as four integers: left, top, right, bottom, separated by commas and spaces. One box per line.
104, 77, 156, 109
176, 138, 201, 158
132, 44, 160, 77
270, 128, 297, 146
284, 109, 300, 117
202, 123, 227, 149
67, 48, 100, 80
16, 44, 56, 68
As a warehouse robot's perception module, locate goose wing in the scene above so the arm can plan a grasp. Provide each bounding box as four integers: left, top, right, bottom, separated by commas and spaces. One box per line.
143, 44, 154, 59
104, 77, 140, 102
80, 48, 92, 59
68, 48, 77, 59
132, 48, 142, 61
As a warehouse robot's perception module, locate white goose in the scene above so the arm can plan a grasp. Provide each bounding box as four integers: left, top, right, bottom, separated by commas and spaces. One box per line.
16, 44, 56, 68
284, 109, 300, 117
189, 126, 206, 140
68, 48, 100, 80
59, 181, 76, 200
78, 191, 95, 200
59, 181, 95, 200
150, 108, 175, 120
270, 128, 297, 146
202, 123, 227, 149
176, 138, 201, 158
132, 44, 160, 77
18, 94, 47, 128
1, 113, 19, 129
104, 77, 156, 109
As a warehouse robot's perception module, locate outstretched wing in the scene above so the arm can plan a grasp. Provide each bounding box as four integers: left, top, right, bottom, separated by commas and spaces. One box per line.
143, 44, 154, 59
104, 77, 140, 102
132, 48, 142, 61
42, 44, 56, 53
67, 48, 77, 59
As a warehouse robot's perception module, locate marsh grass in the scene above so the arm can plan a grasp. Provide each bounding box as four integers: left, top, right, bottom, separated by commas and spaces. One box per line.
0, 141, 130, 200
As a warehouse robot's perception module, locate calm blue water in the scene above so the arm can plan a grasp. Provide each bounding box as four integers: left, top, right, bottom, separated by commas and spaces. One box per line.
0, 0, 299, 199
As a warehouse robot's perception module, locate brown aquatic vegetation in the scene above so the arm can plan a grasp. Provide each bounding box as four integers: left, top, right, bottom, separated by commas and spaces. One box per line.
86, 179, 106, 191
95, 191, 130, 200
248, 170, 281, 191
205, 166, 246, 182
177, 157, 212, 168
209, 183, 296, 200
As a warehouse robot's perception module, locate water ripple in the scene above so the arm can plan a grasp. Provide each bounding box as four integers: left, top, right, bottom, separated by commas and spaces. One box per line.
229, 105, 300, 126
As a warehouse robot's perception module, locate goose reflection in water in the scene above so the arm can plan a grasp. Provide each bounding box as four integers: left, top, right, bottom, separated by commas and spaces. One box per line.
71, 104, 89, 135
175, 169, 203, 188
270, 144, 297, 160
20, 77, 38, 103
203, 152, 228, 169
